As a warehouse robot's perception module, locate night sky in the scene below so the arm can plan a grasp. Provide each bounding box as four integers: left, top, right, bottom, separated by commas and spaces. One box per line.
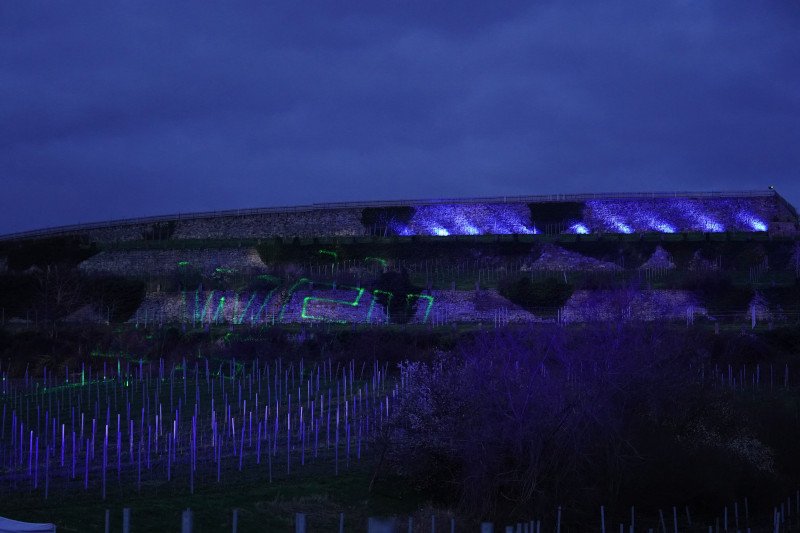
2, 1, 799, 234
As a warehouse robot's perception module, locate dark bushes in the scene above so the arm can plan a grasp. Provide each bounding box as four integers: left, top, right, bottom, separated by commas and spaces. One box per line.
83, 276, 146, 322
528, 202, 585, 234
372, 268, 421, 324
0, 271, 144, 322
0, 274, 39, 317
498, 276, 573, 313
681, 273, 753, 315
141, 221, 176, 241
386, 326, 790, 524
0, 236, 97, 271
361, 206, 416, 236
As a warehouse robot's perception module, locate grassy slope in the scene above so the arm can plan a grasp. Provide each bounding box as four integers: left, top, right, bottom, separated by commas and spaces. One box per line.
0, 463, 436, 532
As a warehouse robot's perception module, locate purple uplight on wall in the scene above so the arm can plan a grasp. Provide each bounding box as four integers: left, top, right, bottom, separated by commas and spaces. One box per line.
569, 223, 591, 234
391, 223, 413, 236
499, 210, 538, 235
611, 219, 633, 234
697, 215, 725, 233
736, 212, 768, 232
651, 220, 677, 234
583, 197, 776, 234
453, 214, 480, 235
406, 203, 535, 236
378, 195, 777, 237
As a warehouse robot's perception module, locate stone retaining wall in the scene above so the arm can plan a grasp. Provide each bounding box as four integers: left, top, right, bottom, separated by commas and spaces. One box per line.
9, 194, 792, 244
172, 208, 364, 239
79, 249, 268, 277
131, 286, 800, 326
84, 223, 162, 242
562, 290, 704, 323
583, 196, 779, 234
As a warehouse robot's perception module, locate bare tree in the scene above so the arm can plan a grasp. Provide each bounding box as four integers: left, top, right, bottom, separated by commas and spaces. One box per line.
35, 265, 84, 335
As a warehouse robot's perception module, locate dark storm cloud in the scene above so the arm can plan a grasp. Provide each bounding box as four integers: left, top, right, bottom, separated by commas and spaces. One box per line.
1, 0, 798, 233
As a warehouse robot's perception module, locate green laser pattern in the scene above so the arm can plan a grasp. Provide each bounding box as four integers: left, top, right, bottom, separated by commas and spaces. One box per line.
301, 286, 365, 323
279, 278, 312, 322
318, 249, 338, 261
406, 294, 434, 324
366, 290, 393, 323
212, 296, 226, 323
365, 256, 387, 267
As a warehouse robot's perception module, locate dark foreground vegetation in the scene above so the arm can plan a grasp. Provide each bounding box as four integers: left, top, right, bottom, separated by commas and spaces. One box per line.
1, 323, 800, 531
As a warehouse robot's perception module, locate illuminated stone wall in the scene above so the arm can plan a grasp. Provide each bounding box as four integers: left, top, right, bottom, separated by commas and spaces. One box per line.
129, 287, 493, 325
78, 248, 268, 277
22, 193, 793, 244
22, 193, 795, 244
581, 197, 776, 234
279, 286, 384, 324
128, 286, 712, 326
132, 290, 283, 325
522, 244, 622, 271
561, 290, 703, 322
399, 203, 535, 236
408, 289, 537, 324
129, 287, 383, 325
385, 195, 788, 236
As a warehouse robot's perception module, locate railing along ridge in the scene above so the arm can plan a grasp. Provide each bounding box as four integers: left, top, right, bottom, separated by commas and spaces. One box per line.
0, 189, 778, 242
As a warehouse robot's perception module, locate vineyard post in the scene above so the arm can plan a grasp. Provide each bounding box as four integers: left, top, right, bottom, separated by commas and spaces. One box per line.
601, 506, 606, 533
181, 509, 193, 533
295, 513, 306, 533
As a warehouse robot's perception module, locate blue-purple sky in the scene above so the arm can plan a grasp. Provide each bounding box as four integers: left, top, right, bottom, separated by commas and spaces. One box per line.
2, 1, 799, 234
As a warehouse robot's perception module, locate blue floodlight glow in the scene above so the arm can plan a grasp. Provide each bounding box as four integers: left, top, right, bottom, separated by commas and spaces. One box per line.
465, 225, 480, 235
583, 197, 775, 234
406, 203, 535, 236
515, 224, 538, 235
450, 213, 481, 235
492, 222, 512, 234
698, 216, 724, 233
389, 221, 413, 236
611, 219, 633, 234
569, 223, 590, 234
461, 222, 480, 235
379, 197, 774, 237
651, 220, 676, 233
736, 212, 768, 232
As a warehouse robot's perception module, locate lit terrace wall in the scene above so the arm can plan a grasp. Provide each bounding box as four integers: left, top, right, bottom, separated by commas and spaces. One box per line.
129, 287, 711, 326
561, 290, 704, 322
172, 208, 364, 239
8, 193, 789, 244
398, 203, 536, 236
389, 196, 778, 237
580, 197, 775, 234
78, 249, 268, 277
